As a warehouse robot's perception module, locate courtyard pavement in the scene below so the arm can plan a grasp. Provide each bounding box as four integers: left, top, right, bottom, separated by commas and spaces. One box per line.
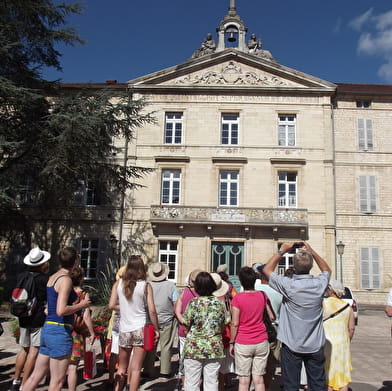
0, 305, 391, 390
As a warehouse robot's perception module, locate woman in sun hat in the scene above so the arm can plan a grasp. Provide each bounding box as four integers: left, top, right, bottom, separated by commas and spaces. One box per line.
10, 247, 51, 391
23, 246, 91, 391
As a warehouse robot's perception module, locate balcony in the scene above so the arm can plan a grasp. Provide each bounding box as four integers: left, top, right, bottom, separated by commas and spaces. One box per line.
150, 205, 307, 227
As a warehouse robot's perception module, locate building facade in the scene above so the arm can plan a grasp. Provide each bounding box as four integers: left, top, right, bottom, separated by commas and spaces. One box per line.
22, 2, 391, 304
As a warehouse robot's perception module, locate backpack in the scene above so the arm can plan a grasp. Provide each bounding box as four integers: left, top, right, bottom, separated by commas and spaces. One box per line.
10, 272, 38, 318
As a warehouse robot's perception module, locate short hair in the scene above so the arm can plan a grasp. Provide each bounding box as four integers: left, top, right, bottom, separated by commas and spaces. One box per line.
194, 271, 217, 296
238, 266, 256, 290
58, 247, 78, 270
293, 251, 313, 274
71, 266, 84, 286
328, 279, 345, 298
284, 267, 296, 278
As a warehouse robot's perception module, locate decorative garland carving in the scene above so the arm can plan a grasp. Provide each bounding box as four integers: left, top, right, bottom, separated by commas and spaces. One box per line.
175, 61, 289, 86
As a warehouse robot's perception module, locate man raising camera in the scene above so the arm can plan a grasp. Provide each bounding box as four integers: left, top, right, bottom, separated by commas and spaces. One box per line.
263, 242, 331, 391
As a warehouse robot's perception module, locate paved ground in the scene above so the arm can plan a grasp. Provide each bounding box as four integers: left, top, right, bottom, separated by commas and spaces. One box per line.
0, 306, 391, 390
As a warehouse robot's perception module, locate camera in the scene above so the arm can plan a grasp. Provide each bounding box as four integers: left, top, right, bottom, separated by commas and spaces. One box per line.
292, 242, 304, 249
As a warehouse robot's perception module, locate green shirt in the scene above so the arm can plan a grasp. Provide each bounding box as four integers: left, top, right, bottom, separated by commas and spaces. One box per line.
182, 296, 227, 360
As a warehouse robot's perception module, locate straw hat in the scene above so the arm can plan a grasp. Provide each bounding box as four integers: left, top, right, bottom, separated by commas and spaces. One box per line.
148, 262, 169, 282
211, 272, 229, 297
116, 265, 127, 280
185, 269, 202, 288
216, 264, 228, 273
24, 247, 51, 266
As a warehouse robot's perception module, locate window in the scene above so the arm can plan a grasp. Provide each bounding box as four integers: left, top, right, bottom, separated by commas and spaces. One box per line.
357, 118, 373, 151
278, 115, 296, 146
17, 177, 36, 205
277, 243, 295, 275
80, 239, 99, 279
219, 170, 239, 206
360, 247, 380, 289
359, 175, 376, 213
159, 241, 178, 281
161, 169, 181, 205
278, 171, 297, 208
165, 112, 183, 144
74, 179, 100, 206
221, 113, 239, 145
356, 100, 371, 108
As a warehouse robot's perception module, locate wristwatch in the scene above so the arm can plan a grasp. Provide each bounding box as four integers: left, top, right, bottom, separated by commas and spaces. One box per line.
278, 250, 284, 256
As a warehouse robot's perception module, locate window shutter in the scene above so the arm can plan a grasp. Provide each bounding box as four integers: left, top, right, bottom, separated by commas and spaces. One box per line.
358, 118, 365, 150
359, 175, 376, 213
366, 119, 373, 150
360, 247, 370, 288
371, 247, 380, 288
278, 125, 285, 146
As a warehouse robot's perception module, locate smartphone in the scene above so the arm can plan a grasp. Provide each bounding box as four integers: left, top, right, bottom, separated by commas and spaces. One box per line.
293, 242, 304, 249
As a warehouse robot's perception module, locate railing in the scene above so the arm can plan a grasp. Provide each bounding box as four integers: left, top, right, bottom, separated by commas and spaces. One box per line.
150, 205, 307, 226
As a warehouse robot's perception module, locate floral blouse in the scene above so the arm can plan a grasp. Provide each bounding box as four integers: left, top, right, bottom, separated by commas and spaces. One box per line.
182, 296, 228, 360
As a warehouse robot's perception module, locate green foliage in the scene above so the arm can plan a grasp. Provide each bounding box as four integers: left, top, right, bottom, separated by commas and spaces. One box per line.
0, 1, 156, 214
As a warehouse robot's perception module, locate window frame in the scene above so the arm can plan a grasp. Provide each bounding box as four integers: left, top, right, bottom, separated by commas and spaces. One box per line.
161, 169, 181, 205
158, 240, 178, 282
221, 113, 239, 145
219, 170, 239, 207
278, 114, 296, 147
164, 112, 183, 145
278, 171, 297, 208
80, 238, 100, 280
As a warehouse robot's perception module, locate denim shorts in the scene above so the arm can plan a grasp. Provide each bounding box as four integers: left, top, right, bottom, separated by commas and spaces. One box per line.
40, 322, 73, 358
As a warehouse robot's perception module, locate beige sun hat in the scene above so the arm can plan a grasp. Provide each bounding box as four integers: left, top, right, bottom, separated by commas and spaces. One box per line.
148, 262, 169, 282
185, 269, 202, 288
116, 265, 127, 280
24, 247, 51, 266
211, 272, 229, 297
216, 264, 228, 273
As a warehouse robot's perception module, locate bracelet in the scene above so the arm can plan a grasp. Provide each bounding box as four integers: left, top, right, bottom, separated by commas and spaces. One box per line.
229, 342, 235, 344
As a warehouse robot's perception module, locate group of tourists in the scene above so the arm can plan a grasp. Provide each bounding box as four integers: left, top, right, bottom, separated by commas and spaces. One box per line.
9, 241, 357, 391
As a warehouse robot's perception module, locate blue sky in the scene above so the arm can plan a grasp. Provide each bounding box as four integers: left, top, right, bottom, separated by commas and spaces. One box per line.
42, 0, 392, 84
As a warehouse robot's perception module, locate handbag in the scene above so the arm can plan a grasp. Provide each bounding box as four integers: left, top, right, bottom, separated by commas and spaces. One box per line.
261, 292, 277, 343
83, 342, 97, 379
143, 282, 156, 351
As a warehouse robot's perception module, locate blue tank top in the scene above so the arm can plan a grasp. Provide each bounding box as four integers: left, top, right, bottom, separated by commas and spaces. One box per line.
45, 274, 77, 325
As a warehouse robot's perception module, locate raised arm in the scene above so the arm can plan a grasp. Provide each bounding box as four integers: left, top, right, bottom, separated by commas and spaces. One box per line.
302, 242, 331, 274
263, 242, 294, 278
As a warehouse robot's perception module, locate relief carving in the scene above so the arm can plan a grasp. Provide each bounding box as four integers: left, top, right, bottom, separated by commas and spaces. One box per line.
175, 61, 289, 86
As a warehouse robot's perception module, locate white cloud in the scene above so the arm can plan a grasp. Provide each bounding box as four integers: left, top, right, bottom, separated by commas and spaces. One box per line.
349, 8, 373, 31
351, 8, 392, 81
378, 61, 392, 82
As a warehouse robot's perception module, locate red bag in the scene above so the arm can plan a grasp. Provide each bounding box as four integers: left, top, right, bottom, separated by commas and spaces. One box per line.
143, 324, 155, 351
83, 345, 97, 379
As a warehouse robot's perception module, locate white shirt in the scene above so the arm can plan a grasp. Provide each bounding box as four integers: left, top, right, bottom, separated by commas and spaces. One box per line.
118, 279, 146, 332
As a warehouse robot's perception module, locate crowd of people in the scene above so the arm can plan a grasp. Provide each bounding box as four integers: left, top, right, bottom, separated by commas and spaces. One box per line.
9, 241, 360, 391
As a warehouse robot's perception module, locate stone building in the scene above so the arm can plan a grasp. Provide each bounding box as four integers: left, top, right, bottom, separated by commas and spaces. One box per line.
48, 1, 392, 304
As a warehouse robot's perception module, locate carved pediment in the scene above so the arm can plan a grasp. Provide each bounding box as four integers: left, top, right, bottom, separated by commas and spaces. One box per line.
171, 61, 301, 87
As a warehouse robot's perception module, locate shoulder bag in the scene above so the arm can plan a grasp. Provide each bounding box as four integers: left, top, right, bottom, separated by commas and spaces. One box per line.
261, 291, 277, 343
143, 282, 156, 351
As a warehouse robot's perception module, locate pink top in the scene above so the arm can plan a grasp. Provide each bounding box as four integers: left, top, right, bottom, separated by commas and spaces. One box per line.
178, 287, 199, 337
231, 291, 268, 345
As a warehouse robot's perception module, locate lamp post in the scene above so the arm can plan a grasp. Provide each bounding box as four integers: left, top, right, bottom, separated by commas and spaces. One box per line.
336, 241, 345, 283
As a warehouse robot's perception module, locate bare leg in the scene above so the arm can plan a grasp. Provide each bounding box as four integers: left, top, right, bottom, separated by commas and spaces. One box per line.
14, 347, 28, 382
238, 375, 251, 391
22, 354, 50, 391
128, 347, 146, 391
66, 362, 78, 391
252, 374, 266, 391
114, 347, 131, 391
20, 346, 39, 388
47, 356, 70, 391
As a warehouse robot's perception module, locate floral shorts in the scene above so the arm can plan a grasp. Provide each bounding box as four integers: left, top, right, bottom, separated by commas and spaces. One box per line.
119, 328, 143, 348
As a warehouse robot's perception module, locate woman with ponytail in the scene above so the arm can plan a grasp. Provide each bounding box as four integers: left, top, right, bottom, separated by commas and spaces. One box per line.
109, 256, 159, 391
